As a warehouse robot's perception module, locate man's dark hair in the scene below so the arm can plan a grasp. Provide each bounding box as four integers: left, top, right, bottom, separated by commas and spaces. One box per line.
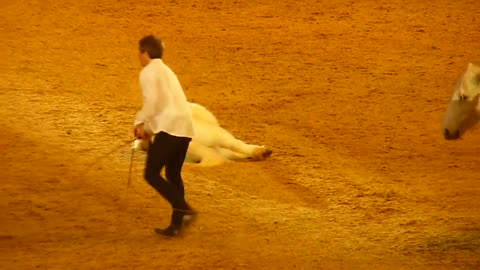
139, 35, 163, 59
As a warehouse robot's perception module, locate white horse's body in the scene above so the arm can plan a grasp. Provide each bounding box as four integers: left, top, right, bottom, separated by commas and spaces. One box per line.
135, 103, 272, 166
443, 63, 480, 140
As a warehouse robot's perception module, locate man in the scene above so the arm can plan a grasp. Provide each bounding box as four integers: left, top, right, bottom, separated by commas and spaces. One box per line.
133, 35, 196, 236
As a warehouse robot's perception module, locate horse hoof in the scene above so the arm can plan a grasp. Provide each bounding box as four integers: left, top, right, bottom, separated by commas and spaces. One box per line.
252, 147, 272, 160
263, 149, 273, 158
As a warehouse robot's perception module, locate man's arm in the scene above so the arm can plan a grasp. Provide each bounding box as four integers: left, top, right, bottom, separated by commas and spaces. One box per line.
134, 70, 158, 138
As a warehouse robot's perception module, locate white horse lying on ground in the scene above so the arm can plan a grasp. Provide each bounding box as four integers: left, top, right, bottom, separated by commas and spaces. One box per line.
442, 62, 480, 140
134, 103, 272, 165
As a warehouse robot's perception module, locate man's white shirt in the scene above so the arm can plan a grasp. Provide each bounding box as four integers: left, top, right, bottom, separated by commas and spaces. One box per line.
134, 59, 194, 138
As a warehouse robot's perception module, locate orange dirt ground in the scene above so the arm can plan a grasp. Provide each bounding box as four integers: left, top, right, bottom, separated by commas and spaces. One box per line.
1, 0, 479, 269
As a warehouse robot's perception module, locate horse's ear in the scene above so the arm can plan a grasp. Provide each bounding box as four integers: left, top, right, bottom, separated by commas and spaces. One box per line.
465, 63, 479, 78
471, 63, 480, 88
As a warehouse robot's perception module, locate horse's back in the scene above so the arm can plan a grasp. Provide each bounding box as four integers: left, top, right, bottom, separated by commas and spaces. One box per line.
190, 102, 222, 146
190, 102, 219, 125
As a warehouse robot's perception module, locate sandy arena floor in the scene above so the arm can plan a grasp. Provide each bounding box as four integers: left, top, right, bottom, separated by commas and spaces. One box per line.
1, 0, 480, 269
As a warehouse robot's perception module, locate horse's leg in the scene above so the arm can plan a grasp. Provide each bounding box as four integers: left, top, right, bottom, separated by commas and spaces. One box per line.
217, 148, 250, 160
193, 121, 272, 161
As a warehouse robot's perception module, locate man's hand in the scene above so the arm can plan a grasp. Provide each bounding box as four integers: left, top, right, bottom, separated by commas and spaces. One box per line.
133, 123, 145, 139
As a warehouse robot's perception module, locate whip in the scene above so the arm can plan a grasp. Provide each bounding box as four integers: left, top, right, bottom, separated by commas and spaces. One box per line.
125, 139, 142, 199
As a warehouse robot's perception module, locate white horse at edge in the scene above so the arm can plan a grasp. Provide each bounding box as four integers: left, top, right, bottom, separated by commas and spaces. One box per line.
135, 103, 272, 166
442, 62, 480, 140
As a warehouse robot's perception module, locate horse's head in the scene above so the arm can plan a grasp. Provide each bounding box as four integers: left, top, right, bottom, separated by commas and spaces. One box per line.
442, 63, 480, 140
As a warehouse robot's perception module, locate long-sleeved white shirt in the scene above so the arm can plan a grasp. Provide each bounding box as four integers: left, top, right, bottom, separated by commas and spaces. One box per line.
134, 59, 194, 138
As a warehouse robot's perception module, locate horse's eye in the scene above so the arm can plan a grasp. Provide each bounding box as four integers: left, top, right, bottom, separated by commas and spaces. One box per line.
459, 94, 468, 101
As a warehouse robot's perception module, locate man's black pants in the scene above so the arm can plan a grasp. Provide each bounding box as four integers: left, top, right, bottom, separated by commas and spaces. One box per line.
144, 131, 191, 227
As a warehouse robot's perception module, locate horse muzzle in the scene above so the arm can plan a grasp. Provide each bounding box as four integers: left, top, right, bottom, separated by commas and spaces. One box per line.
443, 128, 460, 140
